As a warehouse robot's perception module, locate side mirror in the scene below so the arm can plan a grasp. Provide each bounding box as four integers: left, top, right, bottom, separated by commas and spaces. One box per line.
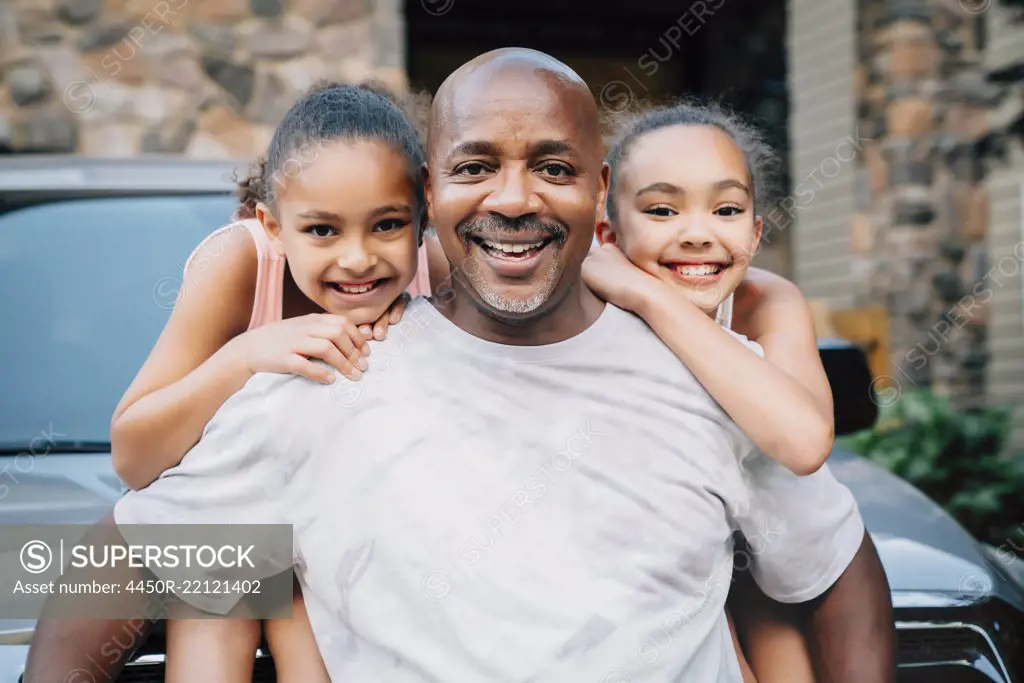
818, 339, 878, 435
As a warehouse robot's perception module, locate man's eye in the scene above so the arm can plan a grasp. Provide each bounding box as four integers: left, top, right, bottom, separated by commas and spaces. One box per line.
374, 219, 410, 233
455, 162, 490, 176
307, 224, 336, 237
715, 206, 744, 217
539, 163, 574, 178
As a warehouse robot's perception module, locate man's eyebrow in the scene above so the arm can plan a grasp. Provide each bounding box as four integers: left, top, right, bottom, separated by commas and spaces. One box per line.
531, 140, 580, 158
446, 140, 501, 160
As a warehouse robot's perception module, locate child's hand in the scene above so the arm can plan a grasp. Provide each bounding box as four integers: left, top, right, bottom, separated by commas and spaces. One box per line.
357, 293, 409, 342
227, 313, 371, 384
582, 243, 664, 312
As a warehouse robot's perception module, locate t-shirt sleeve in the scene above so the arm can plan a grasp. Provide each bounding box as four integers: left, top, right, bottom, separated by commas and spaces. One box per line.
722, 329, 865, 603
733, 452, 865, 603
113, 373, 302, 613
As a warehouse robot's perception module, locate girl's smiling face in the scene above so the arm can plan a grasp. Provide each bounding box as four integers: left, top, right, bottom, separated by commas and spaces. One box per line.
258, 139, 420, 325
602, 124, 762, 316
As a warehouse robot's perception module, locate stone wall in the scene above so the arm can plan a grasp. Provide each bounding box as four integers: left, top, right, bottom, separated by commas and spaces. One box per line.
0, 0, 406, 157
853, 0, 999, 407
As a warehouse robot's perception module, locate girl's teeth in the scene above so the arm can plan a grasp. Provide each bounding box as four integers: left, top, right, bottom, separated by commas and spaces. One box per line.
339, 282, 375, 294
482, 239, 545, 254
676, 264, 722, 276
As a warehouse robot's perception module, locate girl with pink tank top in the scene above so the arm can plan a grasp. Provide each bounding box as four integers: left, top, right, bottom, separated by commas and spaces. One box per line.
110, 81, 438, 683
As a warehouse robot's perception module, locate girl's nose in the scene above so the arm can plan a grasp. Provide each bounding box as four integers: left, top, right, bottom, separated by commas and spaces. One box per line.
335, 242, 378, 274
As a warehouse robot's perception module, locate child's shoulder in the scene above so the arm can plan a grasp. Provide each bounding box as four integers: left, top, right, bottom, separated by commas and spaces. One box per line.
177, 218, 261, 334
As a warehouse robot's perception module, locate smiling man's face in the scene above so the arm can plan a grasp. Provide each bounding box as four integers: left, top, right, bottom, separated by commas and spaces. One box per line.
427, 52, 608, 331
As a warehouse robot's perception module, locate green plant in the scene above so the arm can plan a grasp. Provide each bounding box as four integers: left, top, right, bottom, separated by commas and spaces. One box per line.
839, 390, 1024, 553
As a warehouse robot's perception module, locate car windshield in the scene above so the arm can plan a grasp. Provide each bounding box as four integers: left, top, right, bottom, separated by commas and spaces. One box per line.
0, 195, 238, 447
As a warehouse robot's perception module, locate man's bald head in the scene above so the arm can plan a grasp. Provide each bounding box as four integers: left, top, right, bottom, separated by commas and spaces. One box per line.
428, 48, 601, 160
423, 48, 610, 332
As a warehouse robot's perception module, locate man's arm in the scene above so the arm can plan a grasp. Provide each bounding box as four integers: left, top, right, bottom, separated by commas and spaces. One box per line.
803, 531, 896, 682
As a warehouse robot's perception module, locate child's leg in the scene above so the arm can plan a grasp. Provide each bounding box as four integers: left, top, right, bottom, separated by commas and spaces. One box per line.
263, 578, 330, 682
165, 618, 261, 683
729, 568, 816, 683
728, 610, 759, 683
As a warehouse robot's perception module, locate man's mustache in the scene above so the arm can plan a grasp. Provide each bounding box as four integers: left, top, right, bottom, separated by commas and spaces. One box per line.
456, 214, 569, 246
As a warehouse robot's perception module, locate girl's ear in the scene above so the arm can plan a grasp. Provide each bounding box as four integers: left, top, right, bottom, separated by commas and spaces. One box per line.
749, 214, 764, 261
255, 202, 286, 256
595, 220, 617, 246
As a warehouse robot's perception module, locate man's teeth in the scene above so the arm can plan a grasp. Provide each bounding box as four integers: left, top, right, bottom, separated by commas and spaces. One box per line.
481, 239, 546, 254
675, 264, 722, 276
337, 282, 376, 294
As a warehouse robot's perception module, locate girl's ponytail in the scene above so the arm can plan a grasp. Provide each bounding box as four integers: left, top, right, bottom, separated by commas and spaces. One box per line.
233, 156, 268, 219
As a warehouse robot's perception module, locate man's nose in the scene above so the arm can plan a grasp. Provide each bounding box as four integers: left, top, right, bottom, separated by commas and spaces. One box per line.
480, 167, 543, 218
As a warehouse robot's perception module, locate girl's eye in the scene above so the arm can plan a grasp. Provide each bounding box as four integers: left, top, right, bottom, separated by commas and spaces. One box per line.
373, 218, 411, 233
539, 163, 574, 178
715, 206, 744, 217
307, 224, 337, 238
644, 206, 677, 217
454, 162, 490, 177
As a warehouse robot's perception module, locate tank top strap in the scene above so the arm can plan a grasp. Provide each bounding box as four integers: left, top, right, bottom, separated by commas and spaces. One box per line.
236, 218, 286, 330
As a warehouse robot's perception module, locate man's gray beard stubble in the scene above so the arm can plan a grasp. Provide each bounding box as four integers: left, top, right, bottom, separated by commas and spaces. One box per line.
464, 251, 562, 315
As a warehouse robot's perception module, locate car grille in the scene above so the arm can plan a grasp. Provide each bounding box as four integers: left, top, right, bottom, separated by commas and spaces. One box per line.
896, 622, 1012, 683
115, 654, 276, 683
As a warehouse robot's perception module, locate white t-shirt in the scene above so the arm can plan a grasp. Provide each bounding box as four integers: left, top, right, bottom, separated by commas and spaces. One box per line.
116, 297, 864, 682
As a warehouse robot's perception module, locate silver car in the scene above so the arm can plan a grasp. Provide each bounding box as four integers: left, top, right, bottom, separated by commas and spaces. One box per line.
1, 157, 1022, 682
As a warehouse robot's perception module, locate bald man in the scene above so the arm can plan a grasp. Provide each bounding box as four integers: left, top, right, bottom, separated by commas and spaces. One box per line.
26, 49, 894, 682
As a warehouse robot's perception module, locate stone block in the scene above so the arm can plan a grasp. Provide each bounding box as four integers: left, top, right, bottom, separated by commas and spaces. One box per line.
10, 104, 77, 151
7, 59, 54, 106
79, 120, 141, 155
955, 184, 989, 240
194, 0, 250, 22
246, 67, 291, 125
190, 23, 238, 54
293, 0, 369, 26
202, 55, 254, 108
852, 212, 874, 253
244, 16, 314, 60
314, 18, 371, 61
57, 0, 101, 25
886, 97, 933, 137
887, 33, 939, 80
251, 0, 283, 18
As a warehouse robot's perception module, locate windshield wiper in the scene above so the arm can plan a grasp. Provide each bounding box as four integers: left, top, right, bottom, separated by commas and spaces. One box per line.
0, 440, 111, 455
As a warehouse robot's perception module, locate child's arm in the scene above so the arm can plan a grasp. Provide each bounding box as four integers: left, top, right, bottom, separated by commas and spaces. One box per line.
583, 244, 833, 475
110, 229, 368, 490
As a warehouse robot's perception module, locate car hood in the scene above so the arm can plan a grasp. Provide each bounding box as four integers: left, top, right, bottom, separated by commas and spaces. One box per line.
2, 450, 1022, 605
829, 448, 1024, 609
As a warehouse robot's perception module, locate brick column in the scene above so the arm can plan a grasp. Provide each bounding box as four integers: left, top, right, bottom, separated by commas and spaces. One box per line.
854, 0, 995, 405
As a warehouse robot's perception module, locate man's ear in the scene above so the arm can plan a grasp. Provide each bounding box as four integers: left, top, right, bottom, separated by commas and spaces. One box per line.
422, 163, 434, 225
255, 202, 285, 256
597, 162, 611, 217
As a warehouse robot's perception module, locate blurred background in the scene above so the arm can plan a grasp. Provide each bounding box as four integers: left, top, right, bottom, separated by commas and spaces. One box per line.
1, 0, 1023, 549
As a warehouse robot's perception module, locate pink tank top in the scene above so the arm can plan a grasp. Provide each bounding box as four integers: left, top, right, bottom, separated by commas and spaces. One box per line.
185, 218, 432, 331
